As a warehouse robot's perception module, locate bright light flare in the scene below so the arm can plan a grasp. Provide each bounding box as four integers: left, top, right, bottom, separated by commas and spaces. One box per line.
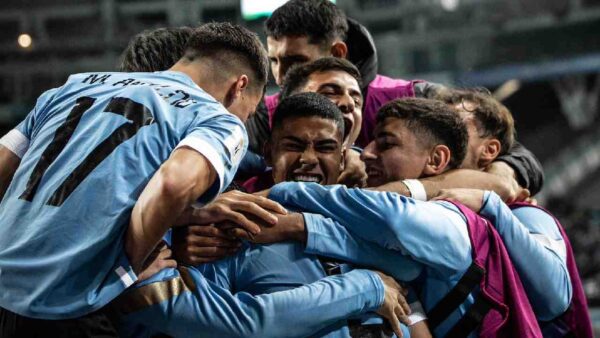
18, 34, 32, 48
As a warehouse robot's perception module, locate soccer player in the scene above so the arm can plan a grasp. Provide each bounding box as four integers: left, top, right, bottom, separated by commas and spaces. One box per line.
432, 89, 593, 337
249, 0, 545, 197
233, 98, 542, 337
0, 22, 268, 336
118, 93, 419, 338
243, 57, 367, 190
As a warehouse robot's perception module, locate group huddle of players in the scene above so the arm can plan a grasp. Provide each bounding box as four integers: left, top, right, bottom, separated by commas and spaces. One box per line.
0, 0, 594, 337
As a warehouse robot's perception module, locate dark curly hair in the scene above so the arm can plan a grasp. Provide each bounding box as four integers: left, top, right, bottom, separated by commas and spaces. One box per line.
265, 0, 348, 45
273, 92, 345, 139
119, 27, 194, 72
431, 88, 515, 156
377, 98, 468, 169
281, 57, 362, 99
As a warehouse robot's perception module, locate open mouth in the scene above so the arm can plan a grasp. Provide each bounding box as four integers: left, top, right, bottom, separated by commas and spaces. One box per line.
291, 173, 323, 183
366, 167, 381, 178
343, 117, 353, 141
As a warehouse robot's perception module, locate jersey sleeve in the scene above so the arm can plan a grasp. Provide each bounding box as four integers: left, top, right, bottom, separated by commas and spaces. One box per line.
0, 88, 60, 158
176, 111, 248, 205
117, 267, 384, 338
303, 212, 423, 282
269, 182, 472, 276
479, 191, 571, 320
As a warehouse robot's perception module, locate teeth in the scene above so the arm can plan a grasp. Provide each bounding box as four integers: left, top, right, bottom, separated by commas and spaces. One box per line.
294, 175, 320, 183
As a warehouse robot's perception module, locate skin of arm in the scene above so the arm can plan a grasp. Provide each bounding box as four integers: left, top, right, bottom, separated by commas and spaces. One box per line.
126, 147, 217, 273
373, 168, 521, 201
0, 145, 21, 201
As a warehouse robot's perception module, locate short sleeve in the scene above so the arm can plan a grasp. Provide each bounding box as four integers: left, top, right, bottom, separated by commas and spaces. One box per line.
1, 88, 59, 158
175, 111, 248, 205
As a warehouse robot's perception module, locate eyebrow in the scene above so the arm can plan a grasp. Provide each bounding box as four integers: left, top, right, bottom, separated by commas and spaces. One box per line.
281, 136, 306, 143
315, 139, 341, 146
376, 131, 397, 138
318, 83, 363, 99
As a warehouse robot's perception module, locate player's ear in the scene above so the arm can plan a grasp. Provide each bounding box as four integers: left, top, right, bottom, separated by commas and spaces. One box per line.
330, 41, 348, 59
423, 144, 451, 176
223, 75, 249, 107
478, 138, 501, 168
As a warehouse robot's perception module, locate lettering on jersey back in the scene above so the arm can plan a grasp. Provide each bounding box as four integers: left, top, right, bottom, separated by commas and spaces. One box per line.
82, 74, 111, 85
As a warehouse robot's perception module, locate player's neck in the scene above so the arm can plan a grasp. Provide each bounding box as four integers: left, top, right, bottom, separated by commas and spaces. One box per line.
169, 62, 227, 104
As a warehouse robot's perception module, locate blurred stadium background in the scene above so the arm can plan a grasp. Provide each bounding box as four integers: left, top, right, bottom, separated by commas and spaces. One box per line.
1, 0, 599, 331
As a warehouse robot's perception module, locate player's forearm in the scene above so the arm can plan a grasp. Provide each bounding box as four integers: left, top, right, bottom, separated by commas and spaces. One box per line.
480, 192, 571, 319
303, 212, 423, 281
0, 145, 21, 200
126, 268, 384, 338
419, 169, 513, 200
126, 150, 217, 272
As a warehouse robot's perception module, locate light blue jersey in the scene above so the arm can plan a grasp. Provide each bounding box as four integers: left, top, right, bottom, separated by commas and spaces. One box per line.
117, 266, 385, 338
480, 198, 572, 320
0, 71, 247, 319
268, 182, 476, 337
195, 241, 412, 338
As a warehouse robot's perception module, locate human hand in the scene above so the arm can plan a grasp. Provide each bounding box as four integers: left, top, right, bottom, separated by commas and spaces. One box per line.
172, 225, 242, 265
337, 149, 367, 188
176, 190, 287, 235
485, 161, 530, 203
374, 271, 411, 338
222, 212, 307, 244
137, 242, 177, 283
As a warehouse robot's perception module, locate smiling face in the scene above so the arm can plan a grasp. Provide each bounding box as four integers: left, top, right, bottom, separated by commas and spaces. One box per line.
361, 117, 431, 187
268, 116, 344, 185
267, 36, 331, 86
299, 70, 363, 147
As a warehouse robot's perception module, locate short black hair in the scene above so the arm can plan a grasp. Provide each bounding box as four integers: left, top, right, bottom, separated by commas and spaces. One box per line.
377, 97, 468, 169
432, 88, 515, 156
184, 22, 269, 91
272, 92, 345, 139
265, 0, 348, 45
119, 27, 194, 72
281, 57, 362, 99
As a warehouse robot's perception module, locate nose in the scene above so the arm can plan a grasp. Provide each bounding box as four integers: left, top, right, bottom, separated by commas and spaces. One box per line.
300, 147, 319, 166
361, 141, 377, 162
337, 93, 355, 115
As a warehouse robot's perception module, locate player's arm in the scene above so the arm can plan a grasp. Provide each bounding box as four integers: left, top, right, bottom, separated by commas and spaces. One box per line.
126, 147, 219, 273
478, 191, 571, 320
435, 189, 571, 320
373, 168, 527, 202
268, 183, 472, 275
117, 266, 406, 338
0, 145, 21, 200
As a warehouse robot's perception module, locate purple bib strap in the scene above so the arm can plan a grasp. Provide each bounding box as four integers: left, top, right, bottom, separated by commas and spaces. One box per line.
510, 202, 593, 338
357, 75, 419, 147
447, 201, 543, 337
265, 93, 280, 129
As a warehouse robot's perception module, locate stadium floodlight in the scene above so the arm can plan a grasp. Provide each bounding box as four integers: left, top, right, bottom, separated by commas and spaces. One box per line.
17, 33, 32, 49
440, 0, 460, 11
